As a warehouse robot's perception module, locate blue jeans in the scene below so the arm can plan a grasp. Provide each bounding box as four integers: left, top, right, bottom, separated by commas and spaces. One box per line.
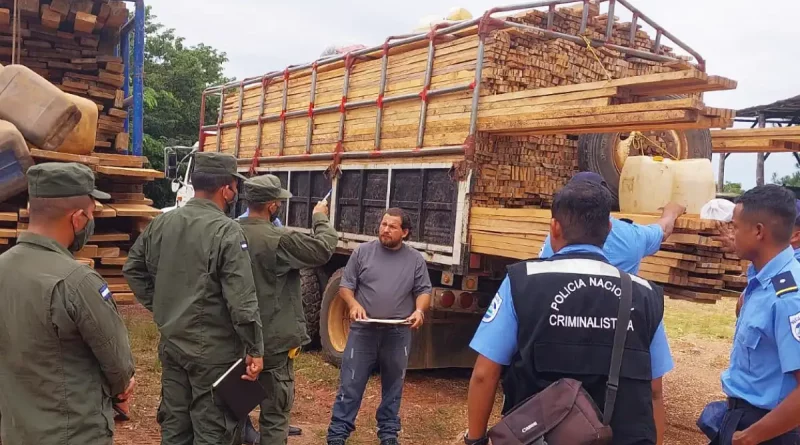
327, 323, 412, 442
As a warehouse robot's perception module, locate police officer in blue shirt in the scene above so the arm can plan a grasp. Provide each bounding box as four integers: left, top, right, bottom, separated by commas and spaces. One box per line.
791, 200, 800, 262
465, 181, 673, 445
539, 172, 686, 274
703, 185, 800, 445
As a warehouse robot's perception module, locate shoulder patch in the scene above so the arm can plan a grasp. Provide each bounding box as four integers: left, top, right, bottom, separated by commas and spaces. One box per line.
790, 312, 800, 342
482, 293, 502, 323
240, 240, 248, 251
99, 284, 113, 301
772, 272, 798, 297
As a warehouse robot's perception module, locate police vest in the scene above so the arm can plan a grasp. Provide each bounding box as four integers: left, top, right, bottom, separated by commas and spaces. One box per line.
502, 252, 664, 445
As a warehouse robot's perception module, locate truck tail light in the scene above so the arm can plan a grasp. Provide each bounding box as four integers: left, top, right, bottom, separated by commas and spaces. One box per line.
459, 292, 473, 309
440, 291, 455, 308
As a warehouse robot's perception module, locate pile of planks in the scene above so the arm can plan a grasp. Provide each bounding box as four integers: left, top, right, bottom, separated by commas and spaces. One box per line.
712, 127, 800, 154
473, 133, 578, 207
468, 207, 748, 303
205, 2, 735, 162
0, 0, 130, 152
3, 151, 162, 305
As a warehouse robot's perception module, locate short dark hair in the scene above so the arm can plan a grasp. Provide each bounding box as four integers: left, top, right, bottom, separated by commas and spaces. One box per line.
29, 196, 93, 223
384, 207, 412, 238
551, 182, 612, 247
737, 184, 797, 243
248, 201, 267, 213
191, 171, 234, 193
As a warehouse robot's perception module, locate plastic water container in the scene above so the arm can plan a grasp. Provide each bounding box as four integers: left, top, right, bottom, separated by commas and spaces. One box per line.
0, 120, 33, 203
54, 93, 98, 155
618, 156, 674, 214
618, 156, 715, 214
0, 64, 81, 151
671, 159, 716, 214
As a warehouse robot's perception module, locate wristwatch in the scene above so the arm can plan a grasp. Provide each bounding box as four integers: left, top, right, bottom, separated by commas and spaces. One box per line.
464, 435, 489, 445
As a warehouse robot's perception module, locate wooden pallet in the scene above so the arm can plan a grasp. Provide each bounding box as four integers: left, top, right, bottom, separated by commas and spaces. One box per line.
712, 127, 800, 153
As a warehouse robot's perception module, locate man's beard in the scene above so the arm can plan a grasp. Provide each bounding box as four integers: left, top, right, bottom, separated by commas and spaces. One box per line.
380, 235, 402, 249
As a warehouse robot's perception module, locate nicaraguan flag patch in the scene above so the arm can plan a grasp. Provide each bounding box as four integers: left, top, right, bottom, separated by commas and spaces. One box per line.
99, 284, 113, 301
240, 241, 248, 251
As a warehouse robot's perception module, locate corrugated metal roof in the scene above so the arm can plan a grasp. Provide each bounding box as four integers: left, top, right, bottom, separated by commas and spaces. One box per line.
738, 94, 800, 119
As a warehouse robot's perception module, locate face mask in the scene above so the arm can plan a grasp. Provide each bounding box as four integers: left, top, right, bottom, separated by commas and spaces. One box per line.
224, 187, 238, 214
69, 214, 95, 253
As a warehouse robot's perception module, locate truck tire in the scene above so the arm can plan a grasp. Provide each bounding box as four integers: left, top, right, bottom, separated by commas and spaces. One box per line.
301, 268, 323, 346
320, 268, 348, 367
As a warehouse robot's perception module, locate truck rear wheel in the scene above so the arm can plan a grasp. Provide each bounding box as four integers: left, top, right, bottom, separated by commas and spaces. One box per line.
320, 268, 349, 367
301, 268, 324, 346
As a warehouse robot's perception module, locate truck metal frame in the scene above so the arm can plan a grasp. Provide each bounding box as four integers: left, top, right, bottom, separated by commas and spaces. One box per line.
189, 0, 707, 369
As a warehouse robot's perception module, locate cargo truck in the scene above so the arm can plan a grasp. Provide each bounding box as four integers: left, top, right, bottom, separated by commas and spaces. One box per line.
168, 0, 729, 369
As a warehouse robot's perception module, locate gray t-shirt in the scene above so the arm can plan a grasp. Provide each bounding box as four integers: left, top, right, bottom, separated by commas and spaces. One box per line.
340, 240, 432, 319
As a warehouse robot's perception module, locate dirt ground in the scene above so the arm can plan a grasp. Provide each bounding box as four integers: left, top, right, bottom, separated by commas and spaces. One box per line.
114, 297, 737, 445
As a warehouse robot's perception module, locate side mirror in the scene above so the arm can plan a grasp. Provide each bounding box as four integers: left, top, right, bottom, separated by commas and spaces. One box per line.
165, 151, 179, 180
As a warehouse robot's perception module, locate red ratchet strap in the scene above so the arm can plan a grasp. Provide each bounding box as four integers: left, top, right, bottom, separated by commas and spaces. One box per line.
426, 22, 450, 44
463, 134, 476, 158
249, 145, 261, 175
419, 88, 429, 103
344, 53, 357, 71
376, 94, 384, 109
382, 41, 390, 56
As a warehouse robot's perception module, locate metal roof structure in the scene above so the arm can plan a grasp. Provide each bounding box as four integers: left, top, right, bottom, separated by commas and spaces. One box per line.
737, 94, 800, 122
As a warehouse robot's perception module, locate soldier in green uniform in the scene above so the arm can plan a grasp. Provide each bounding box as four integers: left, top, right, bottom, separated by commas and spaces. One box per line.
0, 163, 136, 445
238, 175, 338, 445
123, 152, 264, 445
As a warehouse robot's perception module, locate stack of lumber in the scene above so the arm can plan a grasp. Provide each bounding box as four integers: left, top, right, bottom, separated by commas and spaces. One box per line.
473, 133, 578, 207
205, 2, 735, 163
8, 152, 161, 304
0, 0, 130, 152
469, 207, 748, 303
712, 127, 800, 153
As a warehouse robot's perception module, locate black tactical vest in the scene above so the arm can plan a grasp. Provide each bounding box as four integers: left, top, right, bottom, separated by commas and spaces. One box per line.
502, 252, 664, 445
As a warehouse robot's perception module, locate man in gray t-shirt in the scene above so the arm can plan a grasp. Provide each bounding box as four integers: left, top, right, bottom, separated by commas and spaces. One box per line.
326, 208, 432, 445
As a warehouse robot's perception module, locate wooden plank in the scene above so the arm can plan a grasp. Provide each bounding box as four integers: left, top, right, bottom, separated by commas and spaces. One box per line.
0, 212, 18, 222
0, 8, 10, 26
114, 132, 129, 151
108, 204, 162, 217
29, 148, 99, 165
95, 152, 144, 168
100, 255, 128, 266
113, 293, 136, 305
73, 12, 96, 34
40, 5, 62, 29
96, 267, 124, 277
49, 0, 71, 16
76, 257, 95, 268
74, 245, 99, 258
95, 166, 165, 179
96, 246, 121, 258
88, 232, 130, 242
0, 228, 17, 238
0, 238, 8, 245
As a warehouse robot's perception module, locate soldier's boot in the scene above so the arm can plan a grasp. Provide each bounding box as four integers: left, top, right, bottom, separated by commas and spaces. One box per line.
289, 425, 302, 436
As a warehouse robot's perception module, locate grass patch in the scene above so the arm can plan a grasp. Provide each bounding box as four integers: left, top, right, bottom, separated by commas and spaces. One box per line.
295, 352, 341, 387
663, 297, 736, 342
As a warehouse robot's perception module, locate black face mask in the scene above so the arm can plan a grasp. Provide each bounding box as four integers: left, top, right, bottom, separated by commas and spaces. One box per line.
69, 213, 95, 253
224, 187, 238, 214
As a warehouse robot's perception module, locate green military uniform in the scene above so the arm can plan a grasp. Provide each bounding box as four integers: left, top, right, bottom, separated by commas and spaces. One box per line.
123, 153, 263, 445
238, 175, 338, 445
0, 163, 135, 445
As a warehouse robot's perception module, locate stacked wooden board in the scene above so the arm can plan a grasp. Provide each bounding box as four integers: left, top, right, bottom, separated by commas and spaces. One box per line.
469, 207, 748, 303
5, 152, 162, 304
712, 127, 800, 153
205, 2, 735, 163
0, 0, 130, 152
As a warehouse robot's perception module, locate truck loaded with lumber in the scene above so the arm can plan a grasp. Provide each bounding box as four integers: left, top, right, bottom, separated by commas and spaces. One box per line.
179, 0, 738, 369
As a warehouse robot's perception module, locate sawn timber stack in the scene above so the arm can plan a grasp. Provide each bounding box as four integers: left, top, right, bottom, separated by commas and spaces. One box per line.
469, 207, 747, 304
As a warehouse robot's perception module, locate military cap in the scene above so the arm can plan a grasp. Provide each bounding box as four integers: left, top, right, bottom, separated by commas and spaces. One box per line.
244, 174, 293, 203
194, 152, 247, 180
27, 162, 110, 200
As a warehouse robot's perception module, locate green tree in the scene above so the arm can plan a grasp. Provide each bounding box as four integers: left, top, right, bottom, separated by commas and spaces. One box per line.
772, 163, 800, 188
137, 8, 231, 208
722, 181, 743, 195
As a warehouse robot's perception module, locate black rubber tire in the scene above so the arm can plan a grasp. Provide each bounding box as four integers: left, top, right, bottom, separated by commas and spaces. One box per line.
578, 129, 712, 205
320, 268, 345, 367
301, 268, 323, 347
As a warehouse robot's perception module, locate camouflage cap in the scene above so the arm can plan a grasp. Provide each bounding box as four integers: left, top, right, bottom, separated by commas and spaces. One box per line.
244, 174, 292, 203
194, 152, 247, 180
27, 162, 110, 200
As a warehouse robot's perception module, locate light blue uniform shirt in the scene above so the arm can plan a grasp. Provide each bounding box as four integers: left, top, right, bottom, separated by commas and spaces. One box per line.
539, 218, 664, 274
794, 248, 800, 262
721, 246, 800, 410
470, 244, 674, 379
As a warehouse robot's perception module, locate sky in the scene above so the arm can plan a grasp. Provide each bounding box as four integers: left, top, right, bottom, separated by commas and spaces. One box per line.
148, 0, 800, 189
